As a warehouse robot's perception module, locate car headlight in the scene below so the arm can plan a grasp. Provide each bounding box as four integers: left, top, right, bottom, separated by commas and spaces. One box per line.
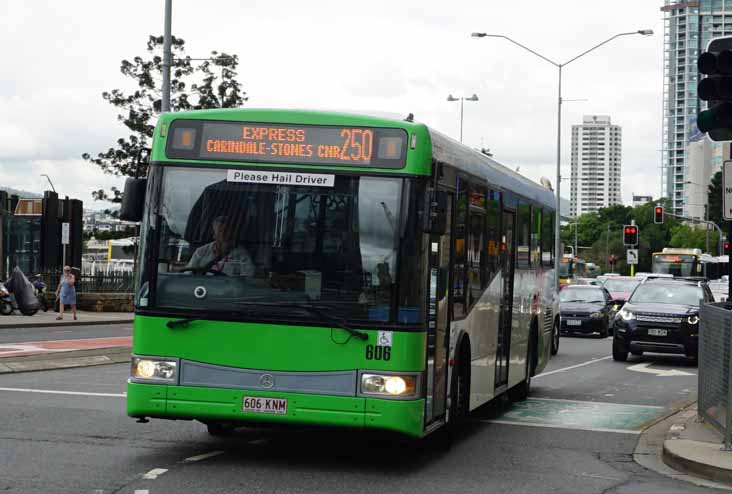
687, 315, 699, 325
619, 308, 635, 321
361, 373, 418, 398
612, 304, 621, 311
590, 312, 603, 319
131, 357, 178, 382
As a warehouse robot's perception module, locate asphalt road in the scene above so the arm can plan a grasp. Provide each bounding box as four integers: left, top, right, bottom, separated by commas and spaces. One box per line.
0, 335, 715, 494
0, 323, 133, 343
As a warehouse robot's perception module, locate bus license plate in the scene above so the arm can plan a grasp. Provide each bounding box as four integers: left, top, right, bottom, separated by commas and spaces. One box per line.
567, 320, 581, 326
648, 328, 668, 337
242, 396, 287, 415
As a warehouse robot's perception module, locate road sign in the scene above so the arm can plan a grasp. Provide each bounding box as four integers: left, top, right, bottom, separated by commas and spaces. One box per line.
626, 249, 638, 265
724, 160, 732, 221
61, 222, 70, 245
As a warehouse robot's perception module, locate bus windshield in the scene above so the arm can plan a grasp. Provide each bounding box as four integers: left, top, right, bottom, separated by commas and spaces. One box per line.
137, 166, 424, 325
559, 261, 571, 277
652, 254, 696, 277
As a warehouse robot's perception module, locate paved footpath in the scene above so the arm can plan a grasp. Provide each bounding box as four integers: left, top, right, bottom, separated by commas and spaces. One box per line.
0, 336, 132, 358
0, 310, 133, 329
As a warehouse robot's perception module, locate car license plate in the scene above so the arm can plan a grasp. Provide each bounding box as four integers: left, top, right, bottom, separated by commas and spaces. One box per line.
648, 328, 668, 337
567, 320, 582, 326
242, 396, 287, 415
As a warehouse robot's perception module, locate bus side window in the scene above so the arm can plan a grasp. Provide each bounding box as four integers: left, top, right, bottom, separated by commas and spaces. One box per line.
516, 202, 531, 269
485, 190, 501, 284
532, 208, 542, 267
452, 177, 468, 320
542, 210, 555, 267
468, 183, 486, 306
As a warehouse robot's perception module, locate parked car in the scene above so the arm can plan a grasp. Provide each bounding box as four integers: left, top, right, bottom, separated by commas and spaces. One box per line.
559, 285, 614, 338
612, 278, 712, 363
571, 277, 602, 286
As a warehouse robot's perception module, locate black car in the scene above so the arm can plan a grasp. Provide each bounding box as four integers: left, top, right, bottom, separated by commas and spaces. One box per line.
612, 279, 713, 362
559, 285, 614, 338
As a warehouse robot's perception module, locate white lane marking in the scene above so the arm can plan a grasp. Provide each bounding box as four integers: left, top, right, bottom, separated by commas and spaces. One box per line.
528, 397, 665, 409
535, 356, 612, 378
134, 491, 149, 494
627, 362, 695, 377
0, 386, 125, 397
142, 468, 168, 479
184, 450, 224, 462
479, 419, 642, 435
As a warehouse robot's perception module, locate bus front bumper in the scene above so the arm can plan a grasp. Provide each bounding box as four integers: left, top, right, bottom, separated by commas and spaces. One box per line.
127, 382, 425, 438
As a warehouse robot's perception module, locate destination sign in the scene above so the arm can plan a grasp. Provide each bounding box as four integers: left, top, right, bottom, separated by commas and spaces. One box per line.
166, 120, 408, 168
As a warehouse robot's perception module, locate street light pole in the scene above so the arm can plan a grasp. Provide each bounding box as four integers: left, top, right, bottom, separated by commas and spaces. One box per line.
161, 0, 173, 112
447, 94, 479, 142
471, 29, 653, 293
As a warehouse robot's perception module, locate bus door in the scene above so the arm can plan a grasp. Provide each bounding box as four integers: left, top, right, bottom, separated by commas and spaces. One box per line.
495, 210, 515, 390
425, 192, 452, 426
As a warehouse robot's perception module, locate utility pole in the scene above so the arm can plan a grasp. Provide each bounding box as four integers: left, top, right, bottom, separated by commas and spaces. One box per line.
161, 0, 172, 112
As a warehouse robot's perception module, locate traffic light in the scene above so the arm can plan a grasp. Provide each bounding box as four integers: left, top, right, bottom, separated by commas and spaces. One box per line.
725, 241, 730, 254
697, 36, 732, 141
654, 205, 664, 224
623, 225, 639, 246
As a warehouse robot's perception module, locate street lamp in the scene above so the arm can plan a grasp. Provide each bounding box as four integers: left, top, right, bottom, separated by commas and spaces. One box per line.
447, 93, 479, 142
472, 29, 653, 293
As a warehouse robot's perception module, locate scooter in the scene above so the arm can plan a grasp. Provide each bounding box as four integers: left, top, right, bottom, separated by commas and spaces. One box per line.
28, 274, 49, 312
0, 283, 12, 316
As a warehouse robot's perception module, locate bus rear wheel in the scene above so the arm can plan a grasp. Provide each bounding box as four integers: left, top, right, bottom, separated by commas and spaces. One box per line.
206, 422, 236, 437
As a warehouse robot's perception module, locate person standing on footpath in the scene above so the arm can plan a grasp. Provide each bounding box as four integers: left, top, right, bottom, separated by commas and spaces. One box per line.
55, 266, 77, 320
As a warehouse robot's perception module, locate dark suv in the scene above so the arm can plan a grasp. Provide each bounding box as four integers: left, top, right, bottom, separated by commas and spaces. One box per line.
612, 278, 713, 362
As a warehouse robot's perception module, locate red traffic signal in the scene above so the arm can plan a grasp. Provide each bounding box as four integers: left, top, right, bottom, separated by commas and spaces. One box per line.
623, 225, 639, 246
725, 241, 730, 253
654, 206, 664, 224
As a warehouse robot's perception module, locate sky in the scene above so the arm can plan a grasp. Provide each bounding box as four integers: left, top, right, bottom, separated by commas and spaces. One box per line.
0, 1, 665, 210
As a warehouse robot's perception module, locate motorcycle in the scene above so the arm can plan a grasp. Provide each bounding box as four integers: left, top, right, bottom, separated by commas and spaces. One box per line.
28, 274, 49, 312
3, 267, 41, 316
0, 282, 12, 316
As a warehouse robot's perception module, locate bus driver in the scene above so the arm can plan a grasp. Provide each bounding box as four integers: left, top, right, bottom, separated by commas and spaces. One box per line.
186, 215, 255, 276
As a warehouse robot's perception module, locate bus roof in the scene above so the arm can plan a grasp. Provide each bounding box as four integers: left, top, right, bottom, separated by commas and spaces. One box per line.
659, 248, 702, 256
156, 108, 556, 211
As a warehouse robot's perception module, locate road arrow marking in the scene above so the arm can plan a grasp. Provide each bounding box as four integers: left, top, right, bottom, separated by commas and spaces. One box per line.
627, 362, 695, 377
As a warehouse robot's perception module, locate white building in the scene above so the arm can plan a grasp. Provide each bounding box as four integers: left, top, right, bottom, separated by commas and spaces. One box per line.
569, 115, 622, 217
685, 134, 728, 220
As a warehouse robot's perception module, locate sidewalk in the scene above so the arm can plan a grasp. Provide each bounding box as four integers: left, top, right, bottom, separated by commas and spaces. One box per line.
663, 403, 732, 484
0, 310, 133, 329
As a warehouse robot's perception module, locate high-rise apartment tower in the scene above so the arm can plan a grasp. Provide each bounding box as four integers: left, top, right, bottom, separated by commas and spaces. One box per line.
570, 115, 622, 217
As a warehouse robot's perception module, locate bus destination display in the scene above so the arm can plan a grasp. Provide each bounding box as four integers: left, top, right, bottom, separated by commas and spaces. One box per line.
167, 120, 408, 168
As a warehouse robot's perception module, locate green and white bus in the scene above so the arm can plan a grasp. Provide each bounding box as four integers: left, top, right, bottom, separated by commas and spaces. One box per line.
122, 108, 558, 439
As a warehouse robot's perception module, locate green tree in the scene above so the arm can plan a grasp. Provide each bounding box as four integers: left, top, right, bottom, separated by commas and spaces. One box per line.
83, 35, 247, 202
708, 170, 723, 226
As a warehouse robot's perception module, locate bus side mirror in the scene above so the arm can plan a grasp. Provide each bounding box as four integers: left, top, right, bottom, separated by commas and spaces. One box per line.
422, 190, 448, 235
119, 178, 147, 222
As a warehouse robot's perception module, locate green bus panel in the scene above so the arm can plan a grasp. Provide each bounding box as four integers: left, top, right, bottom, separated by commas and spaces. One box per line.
133, 316, 426, 372
128, 383, 425, 437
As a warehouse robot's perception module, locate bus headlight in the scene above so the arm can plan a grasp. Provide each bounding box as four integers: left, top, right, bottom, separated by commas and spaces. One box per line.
361, 373, 418, 398
687, 315, 699, 325
131, 357, 178, 382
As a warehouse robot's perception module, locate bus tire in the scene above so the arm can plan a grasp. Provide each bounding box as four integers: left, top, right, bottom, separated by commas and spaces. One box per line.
551, 317, 560, 356
509, 326, 535, 402
206, 422, 235, 437
449, 339, 470, 426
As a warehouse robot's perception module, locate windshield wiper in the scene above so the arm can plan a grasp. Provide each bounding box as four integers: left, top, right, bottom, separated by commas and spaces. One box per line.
235, 301, 369, 341
166, 317, 202, 329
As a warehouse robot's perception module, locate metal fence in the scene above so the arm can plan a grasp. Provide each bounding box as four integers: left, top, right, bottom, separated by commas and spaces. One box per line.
41, 268, 134, 294
699, 302, 732, 449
